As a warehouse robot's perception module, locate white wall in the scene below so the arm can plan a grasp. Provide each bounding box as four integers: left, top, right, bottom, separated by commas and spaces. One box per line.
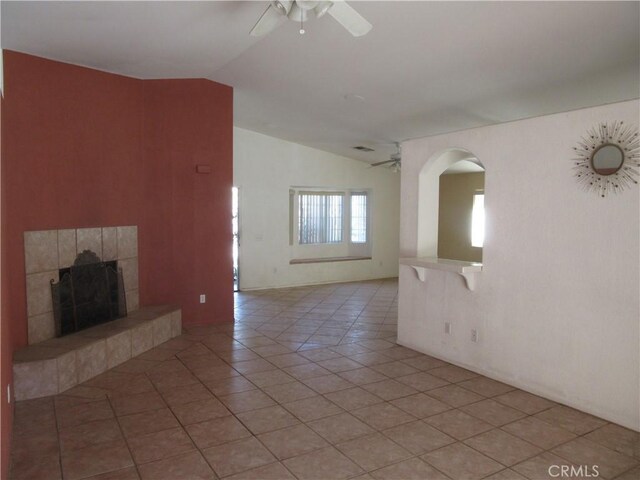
399, 100, 640, 430
234, 127, 400, 290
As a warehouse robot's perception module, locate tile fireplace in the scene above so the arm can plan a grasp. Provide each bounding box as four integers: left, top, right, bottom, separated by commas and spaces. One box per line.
24, 226, 139, 344
15, 225, 182, 400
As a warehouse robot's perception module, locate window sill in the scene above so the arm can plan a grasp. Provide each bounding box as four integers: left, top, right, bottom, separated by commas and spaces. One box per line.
290, 256, 372, 265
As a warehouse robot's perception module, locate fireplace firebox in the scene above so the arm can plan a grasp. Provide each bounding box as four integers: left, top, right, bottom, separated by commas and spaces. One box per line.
51, 250, 127, 337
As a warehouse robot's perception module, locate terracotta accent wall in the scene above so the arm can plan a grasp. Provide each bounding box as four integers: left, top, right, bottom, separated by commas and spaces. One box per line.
2, 52, 146, 349
142, 79, 234, 325
1, 91, 12, 480
0, 51, 233, 475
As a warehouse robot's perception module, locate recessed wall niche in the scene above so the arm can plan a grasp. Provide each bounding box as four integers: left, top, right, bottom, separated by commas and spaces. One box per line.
24, 226, 139, 344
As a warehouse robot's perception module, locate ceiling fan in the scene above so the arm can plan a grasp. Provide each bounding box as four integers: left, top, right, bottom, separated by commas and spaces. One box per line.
371, 142, 402, 172
250, 1, 372, 37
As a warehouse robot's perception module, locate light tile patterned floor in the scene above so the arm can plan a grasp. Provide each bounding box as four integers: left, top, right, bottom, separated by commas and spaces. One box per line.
10, 279, 640, 480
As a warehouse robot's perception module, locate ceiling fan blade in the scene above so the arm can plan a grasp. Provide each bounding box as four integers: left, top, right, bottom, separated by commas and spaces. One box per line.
250, 4, 286, 37
371, 159, 395, 167
327, 1, 372, 37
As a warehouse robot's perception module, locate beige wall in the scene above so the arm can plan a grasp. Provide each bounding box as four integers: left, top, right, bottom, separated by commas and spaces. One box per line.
399, 99, 640, 430
437, 172, 484, 262
234, 128, 400, 290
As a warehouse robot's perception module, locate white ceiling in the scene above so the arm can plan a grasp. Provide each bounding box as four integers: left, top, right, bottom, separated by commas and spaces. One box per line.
2, 1, 639, 163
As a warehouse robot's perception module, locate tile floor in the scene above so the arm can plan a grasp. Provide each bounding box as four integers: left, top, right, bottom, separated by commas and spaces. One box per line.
9, 278, 640, 480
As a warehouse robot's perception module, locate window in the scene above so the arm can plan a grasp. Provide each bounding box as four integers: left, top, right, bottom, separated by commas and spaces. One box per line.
350, 193, 368, 243
291, 188, 370, 251
471, 192, 485, 248
298, 192, 344, 244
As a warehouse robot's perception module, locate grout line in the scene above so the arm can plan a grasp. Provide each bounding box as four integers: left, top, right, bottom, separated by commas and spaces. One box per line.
52, 397, 64, 479
173, 344, 299, 477
15, 280, 635, 480
104, 392, 142, 479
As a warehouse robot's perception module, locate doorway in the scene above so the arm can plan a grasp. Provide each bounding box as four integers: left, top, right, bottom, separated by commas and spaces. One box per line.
232, 186, 239, 292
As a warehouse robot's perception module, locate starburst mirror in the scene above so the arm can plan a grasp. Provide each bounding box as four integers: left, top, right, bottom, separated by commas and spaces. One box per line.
573, 121, 639, 197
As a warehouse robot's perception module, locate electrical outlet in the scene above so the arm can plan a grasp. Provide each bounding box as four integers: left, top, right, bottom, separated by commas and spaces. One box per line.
471, 329, 479, 343
444, 322, 451, 335
199, 294, 206, 304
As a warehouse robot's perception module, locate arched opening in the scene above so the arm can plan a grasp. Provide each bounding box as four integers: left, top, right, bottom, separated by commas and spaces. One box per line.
417, 148, 485, 260
438, 160, 485, 262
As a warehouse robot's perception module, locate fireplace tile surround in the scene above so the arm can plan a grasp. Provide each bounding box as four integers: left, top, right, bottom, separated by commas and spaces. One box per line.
24, 226, 139, 345
15, 225, 184, 401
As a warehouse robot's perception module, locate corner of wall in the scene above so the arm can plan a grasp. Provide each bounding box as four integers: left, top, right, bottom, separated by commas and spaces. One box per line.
1, 78, 14, 480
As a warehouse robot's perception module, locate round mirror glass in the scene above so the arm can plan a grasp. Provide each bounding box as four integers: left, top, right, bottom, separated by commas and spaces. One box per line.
591, 144, 624, 176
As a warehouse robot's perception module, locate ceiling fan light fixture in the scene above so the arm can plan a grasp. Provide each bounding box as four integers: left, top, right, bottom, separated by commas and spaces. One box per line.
288, 3, 309, 22
251, 0, 371, 37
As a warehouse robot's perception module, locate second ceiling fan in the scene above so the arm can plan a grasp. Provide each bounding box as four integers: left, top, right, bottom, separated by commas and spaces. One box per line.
250, 1, 372, 37
370, 142, 402, 172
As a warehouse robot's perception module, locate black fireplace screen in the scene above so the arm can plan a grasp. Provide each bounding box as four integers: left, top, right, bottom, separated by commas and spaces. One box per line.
51, 250, 127, 337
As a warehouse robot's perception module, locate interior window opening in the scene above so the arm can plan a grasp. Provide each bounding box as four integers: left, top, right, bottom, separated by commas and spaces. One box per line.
437, 160, 485, 263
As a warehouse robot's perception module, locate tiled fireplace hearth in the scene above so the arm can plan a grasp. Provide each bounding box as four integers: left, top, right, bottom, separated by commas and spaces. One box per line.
14, 226, 182, 400
13, 306, 182, 400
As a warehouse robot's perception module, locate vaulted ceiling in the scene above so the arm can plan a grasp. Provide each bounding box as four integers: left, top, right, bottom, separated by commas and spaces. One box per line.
2, 1, 639, 163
